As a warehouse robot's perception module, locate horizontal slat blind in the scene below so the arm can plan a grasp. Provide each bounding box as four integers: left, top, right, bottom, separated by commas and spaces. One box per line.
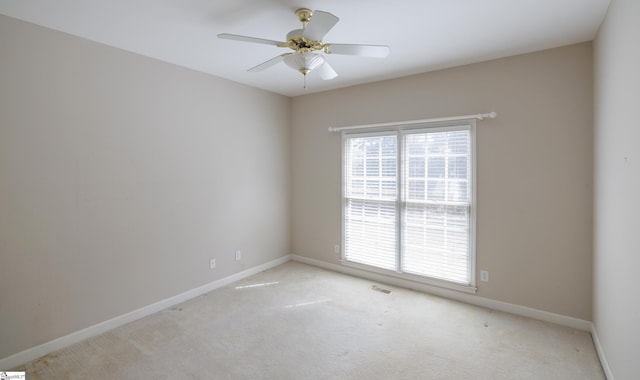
344, 134, 397, 270
402, 130, 471, 284
342, 124, 473, 288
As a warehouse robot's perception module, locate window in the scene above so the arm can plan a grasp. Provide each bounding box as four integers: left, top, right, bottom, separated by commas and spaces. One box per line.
342, 122, 476, 292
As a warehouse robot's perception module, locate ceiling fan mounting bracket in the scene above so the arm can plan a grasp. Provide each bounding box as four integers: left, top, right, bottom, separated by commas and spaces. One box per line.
295, 8, 313, 27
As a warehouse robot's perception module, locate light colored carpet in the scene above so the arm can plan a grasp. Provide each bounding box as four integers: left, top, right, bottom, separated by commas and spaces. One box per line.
16, 261, 604, 379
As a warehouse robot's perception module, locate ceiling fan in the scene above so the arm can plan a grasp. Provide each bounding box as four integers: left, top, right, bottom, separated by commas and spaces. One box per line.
218, 8, 390, 86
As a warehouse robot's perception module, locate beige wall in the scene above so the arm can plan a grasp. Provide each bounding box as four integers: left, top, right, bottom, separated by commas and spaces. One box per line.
0, 9, 601, 364
292, 43, 594, 320
0, 15, 291, 359
593, 0, 640, 378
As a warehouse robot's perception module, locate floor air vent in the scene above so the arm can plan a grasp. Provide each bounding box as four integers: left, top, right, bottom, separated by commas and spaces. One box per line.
371, 285, 391, 294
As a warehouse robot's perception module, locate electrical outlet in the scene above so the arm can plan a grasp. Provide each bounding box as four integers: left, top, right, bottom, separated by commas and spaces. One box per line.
480, 270, 489, 282
334, 244, 340, 254
235, 250, 241, 261
209, 258, 216, 269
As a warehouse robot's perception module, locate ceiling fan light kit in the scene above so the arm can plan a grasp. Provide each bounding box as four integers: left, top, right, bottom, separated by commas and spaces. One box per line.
283, 51, 324, 76
218, 8, 390, 88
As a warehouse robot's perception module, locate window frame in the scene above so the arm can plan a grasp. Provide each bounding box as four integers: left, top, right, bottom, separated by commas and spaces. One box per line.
341, 120, 477, 294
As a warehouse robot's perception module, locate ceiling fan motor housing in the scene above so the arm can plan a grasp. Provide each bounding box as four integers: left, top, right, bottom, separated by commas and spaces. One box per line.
285, 30, 325, 53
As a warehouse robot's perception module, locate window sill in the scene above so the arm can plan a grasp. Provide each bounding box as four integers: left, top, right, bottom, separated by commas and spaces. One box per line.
340, 260, 478, 294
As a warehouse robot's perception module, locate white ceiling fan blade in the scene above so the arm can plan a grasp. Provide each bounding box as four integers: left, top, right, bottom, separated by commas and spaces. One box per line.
325, 44, 390, 58
303, 11, 339, 41
218, 33, 284, 47
247, 54, 290, 72
317, 61, 338, 80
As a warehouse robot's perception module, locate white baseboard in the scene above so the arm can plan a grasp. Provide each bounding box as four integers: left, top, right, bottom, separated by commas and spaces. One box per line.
3, 253, 605, 374
591, 324, 613, 379
294, 255, 611, 378
291, 254, 592, 331
0, 254, 292, 370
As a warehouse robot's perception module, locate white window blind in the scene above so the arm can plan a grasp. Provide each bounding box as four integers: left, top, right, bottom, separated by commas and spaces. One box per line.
343, 123, 475, 289
344, 134, 397, 270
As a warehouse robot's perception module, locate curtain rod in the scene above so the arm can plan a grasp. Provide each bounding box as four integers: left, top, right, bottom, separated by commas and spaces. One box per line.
328, 112, 497, 133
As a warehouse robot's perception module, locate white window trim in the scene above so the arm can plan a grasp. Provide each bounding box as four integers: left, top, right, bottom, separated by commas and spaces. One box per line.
340, 120, 477, 294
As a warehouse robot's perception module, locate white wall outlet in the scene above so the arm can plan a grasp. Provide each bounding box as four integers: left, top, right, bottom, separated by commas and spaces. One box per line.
480, 270, 489, 282
334, 244, 340, 254
209, 258, 216, 269
235, 250, 241, 261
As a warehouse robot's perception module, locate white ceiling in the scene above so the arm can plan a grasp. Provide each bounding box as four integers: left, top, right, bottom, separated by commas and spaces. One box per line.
0, 0, 610, 97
